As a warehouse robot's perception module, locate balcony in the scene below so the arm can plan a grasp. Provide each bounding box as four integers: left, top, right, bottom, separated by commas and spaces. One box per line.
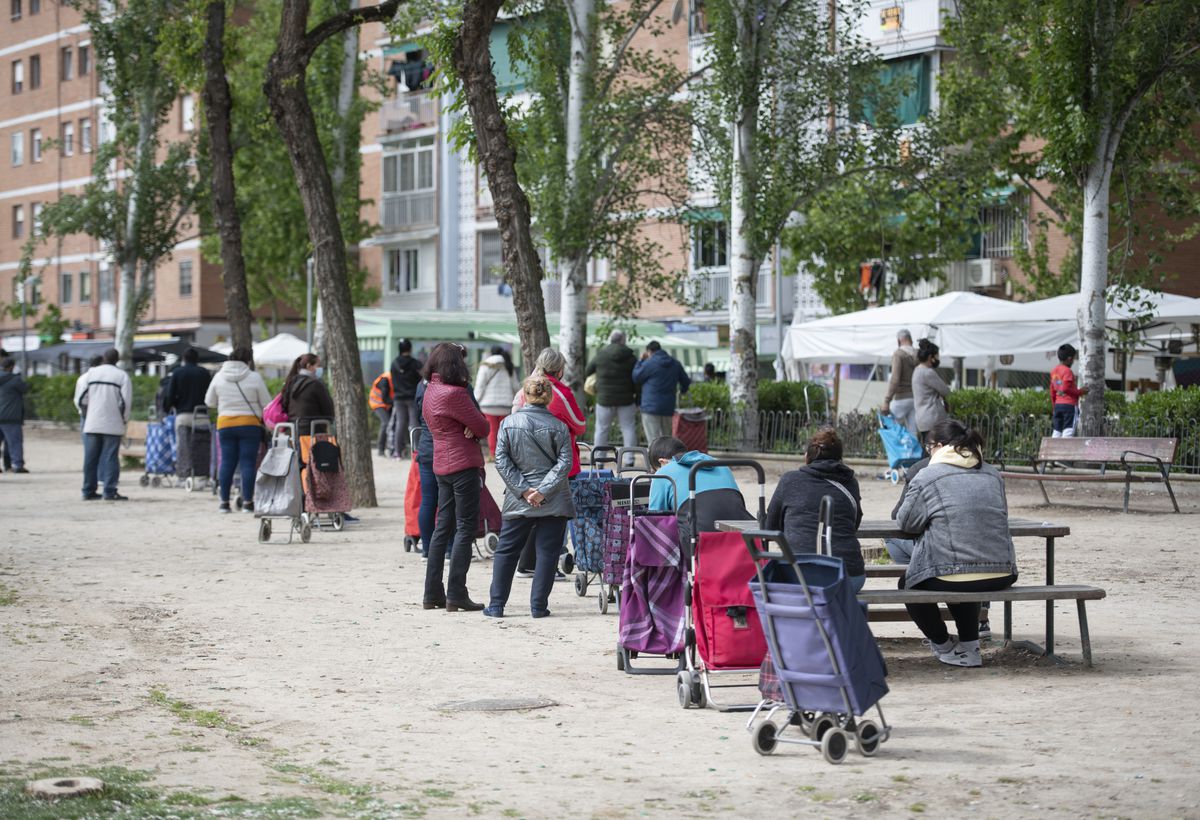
687, 269, 793, 316
380, 92, 438, 134
381, 191, 436, 231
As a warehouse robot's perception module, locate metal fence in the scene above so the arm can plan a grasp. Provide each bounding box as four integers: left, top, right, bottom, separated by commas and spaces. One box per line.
706, 409, 1200, 473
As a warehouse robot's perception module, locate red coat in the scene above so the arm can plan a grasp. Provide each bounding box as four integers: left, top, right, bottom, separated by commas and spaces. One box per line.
423, 375, 490, 475
511, 373, 587, 475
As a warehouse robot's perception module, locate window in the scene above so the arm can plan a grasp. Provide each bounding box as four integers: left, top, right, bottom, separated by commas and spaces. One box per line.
31, 201, 42, 234
29, 54, 40, 89
61, 121, 74, 156
79, 270, 91, 304
30, 277, 41, 306
10, 0, 20, 20
692, 221, 728, 269
180, 95, 195, 132
60, 271, 72, 304
30, 127, 41, 162
382, 136, 435, 194
178, 259, 193, 296
12, 205, 25, 239
386, 248, 421, 293
78, 44, 90, 76
11, 59, 23, 93
80, 118, 92, 153
29, 0, 38, 13
10, 131, 24, 166
60, 46, 72, 82
479, 231, 505, 286
98, 265, 113, 302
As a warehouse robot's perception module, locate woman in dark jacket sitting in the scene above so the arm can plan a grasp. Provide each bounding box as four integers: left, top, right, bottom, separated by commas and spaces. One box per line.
485, 376, 575, 619
895, 419, 1017, 669
281, 353, 334, 436
766, 428, 865, 592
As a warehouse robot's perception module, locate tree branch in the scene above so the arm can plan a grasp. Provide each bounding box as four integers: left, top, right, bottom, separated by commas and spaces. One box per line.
300, 0, 403, 65
598, 0, 667, 99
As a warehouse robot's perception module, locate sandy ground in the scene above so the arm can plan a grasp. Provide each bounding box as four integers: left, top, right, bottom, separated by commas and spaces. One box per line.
2, 426, 1199, 818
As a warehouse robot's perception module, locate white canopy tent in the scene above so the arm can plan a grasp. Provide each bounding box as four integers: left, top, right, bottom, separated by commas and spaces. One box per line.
209, 332, 312, 369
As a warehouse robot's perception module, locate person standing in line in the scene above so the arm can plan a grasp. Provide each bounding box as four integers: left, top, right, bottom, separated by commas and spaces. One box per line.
632, 340, 691, 444
912, 338, 950, 442
585, 330, 638, 454
421, 342, 491, 612
390, 339, 423, 460
701, 362, 719, 383
369, 370, 394, 456
165, 347, 213, 431
474, 345, 521, 457
882, 329, 919, 437
485, 376, 576, 618
205, 346, 273, 513
280, 353, 334, 437
1050, 343, 1089, 438
73, 348, 133, 501
0, 358, 30, 473
413, 376, 439, 557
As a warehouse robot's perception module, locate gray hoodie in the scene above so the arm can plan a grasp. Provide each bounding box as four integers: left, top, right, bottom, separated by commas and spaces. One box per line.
895, 461, 1017, 587
204, 361, 273, 421
494, 404, 575, 519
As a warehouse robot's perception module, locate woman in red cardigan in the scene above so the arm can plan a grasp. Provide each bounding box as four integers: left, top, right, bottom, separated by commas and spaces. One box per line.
421, 343, 491, 611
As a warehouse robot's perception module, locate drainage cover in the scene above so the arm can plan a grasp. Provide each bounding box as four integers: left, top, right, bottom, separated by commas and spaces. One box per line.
26, 777, 105, 800
438, 698, 557, 712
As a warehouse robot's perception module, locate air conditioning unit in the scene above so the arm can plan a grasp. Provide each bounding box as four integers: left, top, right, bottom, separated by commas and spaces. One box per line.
966, 258, 1001, 288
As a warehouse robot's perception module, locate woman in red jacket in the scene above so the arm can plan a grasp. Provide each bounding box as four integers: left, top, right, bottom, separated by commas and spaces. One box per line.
421, 343, 491, 611
512, 347, 586, 576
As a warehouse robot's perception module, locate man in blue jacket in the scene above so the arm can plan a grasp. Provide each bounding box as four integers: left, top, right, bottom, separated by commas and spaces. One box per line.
632, 341, 690, 444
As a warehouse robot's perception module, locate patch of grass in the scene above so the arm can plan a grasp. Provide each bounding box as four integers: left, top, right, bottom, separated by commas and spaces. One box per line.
65, 716, 94, 728
997, 776, 1024, 785
423, 787, 455, 799
148, 689, 239, 732
178, 745, 207, 753
809, 792, 835, 803
909, 802, 927, 813
0, 583, 17, 606
968, 789, 982, 796
891, 774, 911, 783
853, 792, 876, 802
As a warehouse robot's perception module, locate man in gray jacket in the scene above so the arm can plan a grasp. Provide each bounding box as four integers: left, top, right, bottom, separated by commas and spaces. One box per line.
73, 348, 133, 500
485, 376, 575, 619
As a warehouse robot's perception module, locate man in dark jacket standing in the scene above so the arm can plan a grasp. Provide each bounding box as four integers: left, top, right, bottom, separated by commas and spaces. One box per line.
632, 341, 690, 444
389, 339, 423, 459
165, 348, 213, 433
0, 358, 30, 473
584, 330, 637, 453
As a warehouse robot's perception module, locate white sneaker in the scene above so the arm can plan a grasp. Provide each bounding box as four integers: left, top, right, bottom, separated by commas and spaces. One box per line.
937, 641, 982, 668
922, 635, 957, 657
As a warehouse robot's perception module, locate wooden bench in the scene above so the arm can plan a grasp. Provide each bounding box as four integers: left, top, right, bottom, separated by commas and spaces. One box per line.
121, 420, 149, 463
999, 436, 1180, 513
859, 585, 1107, 666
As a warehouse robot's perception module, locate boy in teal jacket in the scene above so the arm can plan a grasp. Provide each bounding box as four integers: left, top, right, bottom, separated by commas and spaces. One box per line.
648, 436, 739, 511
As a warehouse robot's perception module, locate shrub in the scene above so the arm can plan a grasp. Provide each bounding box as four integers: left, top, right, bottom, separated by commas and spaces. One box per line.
758, 381, 828, 416
947, 388, 1008, 419
685, 382, 729, 412
1007, 388, 1051, 418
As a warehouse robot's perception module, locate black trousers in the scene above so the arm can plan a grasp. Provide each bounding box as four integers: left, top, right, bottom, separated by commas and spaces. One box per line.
900, 573, 1017, 644
424, 467, 480, 604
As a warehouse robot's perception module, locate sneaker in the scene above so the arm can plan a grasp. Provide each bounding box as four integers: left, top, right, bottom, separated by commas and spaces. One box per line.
937, 642, 982, 668
515, 569, 534, 579
531, 609, 551, 619
342, 514, 360, 524
921, 635, 956, 657
483, 606, 504, 618
242, 502, 255, 513
978, 621, 993, 641
103, 493, 129, 501
218, 502, 232, 514
13, 467, 29, 474
82, 492, 102, 501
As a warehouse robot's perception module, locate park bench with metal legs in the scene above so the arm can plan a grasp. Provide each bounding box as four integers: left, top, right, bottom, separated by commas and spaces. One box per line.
999, 436, 1180, 513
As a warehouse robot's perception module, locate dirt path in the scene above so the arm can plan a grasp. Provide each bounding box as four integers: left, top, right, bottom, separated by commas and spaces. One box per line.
2, 428, 1199, 818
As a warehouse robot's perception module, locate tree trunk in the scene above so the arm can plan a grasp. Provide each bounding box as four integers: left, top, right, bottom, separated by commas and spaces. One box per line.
559, 0, 594, 401
202, 0, 253, 351
727, 106, 759, 450
1077, 148, 1112, 436
453, 0, 551, 361
113, 96, 157, 373
265, 0, 392, 508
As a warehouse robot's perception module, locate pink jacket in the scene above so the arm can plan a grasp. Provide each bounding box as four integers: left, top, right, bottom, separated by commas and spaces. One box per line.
513, 373, 586, 476
423, 375, 490, 475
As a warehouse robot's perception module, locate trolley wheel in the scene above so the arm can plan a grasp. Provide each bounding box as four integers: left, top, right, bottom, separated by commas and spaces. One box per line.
235, 496, 243, 511
560, 553, 575, 575
616, 643, 626, 672
691, 673, 707, 710
753, 721, 778, 756
484, 532, 499, 557
813, 714, 839, 742
151, 476, 162, 488
821, 728, 849, 765
855, 720, 882, 757
139, 474, 150, 487
259, 519, 272, 543
331, 513, 345, 532
676, 672, 693, 709
598, 585, 609, 614
300, 522, 312, 544
185, 477, 194, 492
574, 574, 588, 597
793, 710, 817, 737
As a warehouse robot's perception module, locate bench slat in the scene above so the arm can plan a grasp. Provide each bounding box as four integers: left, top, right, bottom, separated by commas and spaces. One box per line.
859, 585, 1105, 604
1001, 472, 1168, 483
1033, 436, 1177, 463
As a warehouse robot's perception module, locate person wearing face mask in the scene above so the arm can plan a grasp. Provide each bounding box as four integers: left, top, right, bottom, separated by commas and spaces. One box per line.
281, 353, 335, 437
911, 338, 950, 443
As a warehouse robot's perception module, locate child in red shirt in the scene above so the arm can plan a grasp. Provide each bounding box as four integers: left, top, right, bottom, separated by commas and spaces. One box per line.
1050, 344, 1089, 438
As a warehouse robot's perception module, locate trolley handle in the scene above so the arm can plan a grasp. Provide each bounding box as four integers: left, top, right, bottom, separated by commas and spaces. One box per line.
816, 495, 834, 557
616, 446, 652, 475
590, 444, 619, 469
309, 418, 334, 437
272, 422, 297, 447
628, 473, 677, 516
410, 425, 425, 452
685, 458, 767, 526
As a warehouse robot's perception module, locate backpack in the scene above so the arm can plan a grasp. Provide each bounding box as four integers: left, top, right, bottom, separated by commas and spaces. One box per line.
310, 439, 341, 473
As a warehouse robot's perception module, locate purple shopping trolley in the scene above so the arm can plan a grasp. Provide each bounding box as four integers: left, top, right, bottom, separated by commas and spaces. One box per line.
741, 512, 891, 765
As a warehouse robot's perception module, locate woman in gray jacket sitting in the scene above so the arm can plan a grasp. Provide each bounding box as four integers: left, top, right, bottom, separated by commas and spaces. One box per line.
895, 419, 1017, 668
485, 376, 576, 619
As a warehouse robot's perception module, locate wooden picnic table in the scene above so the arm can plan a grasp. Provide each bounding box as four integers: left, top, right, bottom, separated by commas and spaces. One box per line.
715, 517, 1075, 662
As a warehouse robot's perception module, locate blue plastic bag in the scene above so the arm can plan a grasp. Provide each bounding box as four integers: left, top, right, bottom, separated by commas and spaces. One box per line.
877, 412, 923, 470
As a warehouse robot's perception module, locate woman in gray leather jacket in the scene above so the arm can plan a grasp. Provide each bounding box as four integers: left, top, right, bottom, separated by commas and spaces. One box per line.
485, 376, 576, 618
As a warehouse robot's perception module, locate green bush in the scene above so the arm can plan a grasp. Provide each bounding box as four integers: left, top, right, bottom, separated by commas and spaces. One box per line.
1104, 389, 1127, 416
947, 388, 1008, 419
1007, 387, 1051, 418
25, 375, 79, 423
758, 381, 827, 415
685, 382, 729, 412
1123, 386, 1200, 425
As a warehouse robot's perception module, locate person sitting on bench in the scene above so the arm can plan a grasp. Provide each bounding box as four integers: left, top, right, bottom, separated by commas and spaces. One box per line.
895, 419, 1017, 668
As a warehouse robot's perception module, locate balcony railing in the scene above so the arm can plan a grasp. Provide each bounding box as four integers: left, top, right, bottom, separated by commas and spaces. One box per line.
381, 191, 436, 231
688, 269, 790, 314
380, 92, 439, 134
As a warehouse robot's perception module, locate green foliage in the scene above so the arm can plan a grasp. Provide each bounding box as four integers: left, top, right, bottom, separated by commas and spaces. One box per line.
25, 375, 162, 423
33, 305, 69, 345
685, 382, 730, 412
947, 388, 1010, 420
758, 381, 828, 415
1123, 387, 1200, 426
1006, 387, 1052, 418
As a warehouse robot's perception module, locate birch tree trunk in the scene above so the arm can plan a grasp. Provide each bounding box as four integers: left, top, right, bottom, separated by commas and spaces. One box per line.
727, 107, 760, 450
113, 97, 157, 373
1076, 140, 1113, 436
202, 0, 253, 351
559, 0, 593, 401
453, 0, 551, 360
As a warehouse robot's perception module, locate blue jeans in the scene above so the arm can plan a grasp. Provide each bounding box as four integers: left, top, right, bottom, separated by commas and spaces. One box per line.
848, 574, 866, 595
490, 516, 570, 615
417, 458, 439, 556
424, 467, 480, 604
0, 423, 23, 469
82, 433, 121, 497
218, 425, 261, 503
